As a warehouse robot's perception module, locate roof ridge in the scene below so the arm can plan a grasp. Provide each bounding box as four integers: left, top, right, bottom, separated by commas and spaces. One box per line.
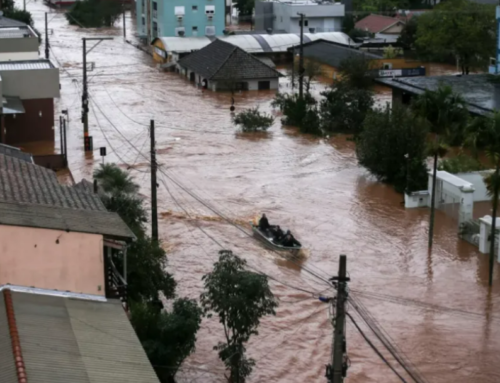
208, 40, 238, 80
3, 289, 28, 383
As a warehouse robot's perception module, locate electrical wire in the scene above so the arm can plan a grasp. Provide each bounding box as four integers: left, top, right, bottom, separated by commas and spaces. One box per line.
346, 311, 408, 383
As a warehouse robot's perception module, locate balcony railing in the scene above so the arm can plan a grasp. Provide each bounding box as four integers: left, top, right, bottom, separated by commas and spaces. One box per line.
153, 10, 158, 19
106, 256, 127, 304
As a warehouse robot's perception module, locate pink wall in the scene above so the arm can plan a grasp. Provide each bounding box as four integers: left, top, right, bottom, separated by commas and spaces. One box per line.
0, 225, 105, 296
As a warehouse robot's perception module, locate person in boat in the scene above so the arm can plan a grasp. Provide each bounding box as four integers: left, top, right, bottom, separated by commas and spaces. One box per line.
272, 225, 284, 242
258, 214, 270, 231
280, 230, 296, 247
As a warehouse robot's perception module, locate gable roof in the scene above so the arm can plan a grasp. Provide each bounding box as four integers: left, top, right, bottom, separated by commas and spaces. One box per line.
178, 39, 281, 81
0, 143, 33, 163
292, 39, 381, 68
0, 16, 28, 28
0, 289, 161, 383
0, 153, 134, 240
355, 14, 404, 34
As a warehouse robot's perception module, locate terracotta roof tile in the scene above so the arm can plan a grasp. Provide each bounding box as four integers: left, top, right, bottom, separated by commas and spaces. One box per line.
355, 14, 404, 34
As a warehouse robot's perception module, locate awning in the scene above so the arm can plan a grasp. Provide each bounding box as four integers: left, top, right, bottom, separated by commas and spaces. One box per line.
1, 96, 25, 114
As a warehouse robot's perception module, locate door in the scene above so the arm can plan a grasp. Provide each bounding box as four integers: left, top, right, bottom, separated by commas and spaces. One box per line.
258, 81, 270, 90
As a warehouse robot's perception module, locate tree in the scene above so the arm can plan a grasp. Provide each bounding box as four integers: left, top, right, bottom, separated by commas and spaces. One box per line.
234, 0, 253, 17
201, 250, 278, 383
415, 0, 495, 74
233, 108, 274, 132
383, 45, 402, 59
319, 79, 374, 135
337, 55, 376, 90
271, 92, 319, 134
412, 84, 468, 248
356, 104, 429, 193
4, 9, 33, 26
398, 17, 418, 50
66, 0, 123, 27
130, 299, 202, 383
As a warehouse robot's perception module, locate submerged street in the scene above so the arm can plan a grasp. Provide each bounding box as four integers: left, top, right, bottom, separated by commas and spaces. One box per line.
24, 2, 500, 382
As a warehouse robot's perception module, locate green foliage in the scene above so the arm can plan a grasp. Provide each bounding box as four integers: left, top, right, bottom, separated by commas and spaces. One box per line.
290, 60, 325, 93
4, 9, 33, 26
201, 250, 278, 383
356, 104, 429, 193
94, 163, 140, 195
383, 45, 402, 59
319, 80, 374, 135
398, 17, 418, 50
415, 0, 495, 73
66, 0, 123, 27
354, 0, 408, 13
438, 154, 485, 174
342, 14, 356, 34
337, 55, 375, 90
412, 84, 469, 145
348, 28, 373, 41
271, 92, 318, 134
130, 299, 202, 383
234, 0, 254, 16
233, 108, 274, 132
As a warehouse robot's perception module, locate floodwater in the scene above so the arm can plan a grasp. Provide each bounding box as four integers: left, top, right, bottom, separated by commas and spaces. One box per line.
24, 2, 500, 382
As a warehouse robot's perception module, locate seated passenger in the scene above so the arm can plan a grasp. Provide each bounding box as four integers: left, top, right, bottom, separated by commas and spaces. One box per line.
273, 225, 284, 242
280, 230, 295, 247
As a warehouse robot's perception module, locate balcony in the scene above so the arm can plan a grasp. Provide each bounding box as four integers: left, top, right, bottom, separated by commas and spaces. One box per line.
104, 244, 127, 304
153, 9, 158, 19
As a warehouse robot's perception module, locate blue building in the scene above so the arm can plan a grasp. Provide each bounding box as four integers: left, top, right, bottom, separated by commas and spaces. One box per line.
137, 0, 226, 40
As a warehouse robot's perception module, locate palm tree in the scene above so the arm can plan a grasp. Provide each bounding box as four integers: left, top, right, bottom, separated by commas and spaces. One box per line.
93, 163, 139, 195
413, 84, 469, 249
479, 112, 500, 286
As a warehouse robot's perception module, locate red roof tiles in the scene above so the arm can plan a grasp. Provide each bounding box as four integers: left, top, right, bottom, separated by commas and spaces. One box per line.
355, 14, 404, 34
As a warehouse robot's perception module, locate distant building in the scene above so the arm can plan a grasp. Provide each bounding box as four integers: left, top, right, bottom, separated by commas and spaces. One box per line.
0, 17, 39, 61
0, 59, 60, 146
151, 32, 354, 64
355, 14, 405, 43
255, 0, 345, 34
177, 39, 282, 91
376, 74, 497, 116
137, 0, 225, 40
289, 39, 425, 79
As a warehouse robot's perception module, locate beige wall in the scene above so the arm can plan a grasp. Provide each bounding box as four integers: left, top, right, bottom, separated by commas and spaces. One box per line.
0, 225, 105, 296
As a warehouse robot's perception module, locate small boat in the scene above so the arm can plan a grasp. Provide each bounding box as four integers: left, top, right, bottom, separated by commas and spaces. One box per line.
251, 223, 302, 254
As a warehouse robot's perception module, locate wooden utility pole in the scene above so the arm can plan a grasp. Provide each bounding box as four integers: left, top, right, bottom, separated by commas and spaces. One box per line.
328, 255, 349, 383
489, 163, 500, 286
150, 119, 158, 241
45, 13, 49, 59
122, 4, 126, 38
298, 13, 305, 99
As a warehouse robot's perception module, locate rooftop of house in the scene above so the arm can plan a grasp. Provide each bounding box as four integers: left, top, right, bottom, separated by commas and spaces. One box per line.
0, 153, 134, 240
0, 59, 54, 71
0, 16, 29, 28
0, 288, 161, 383
0, 25, 37, 39
178, 39, 282, 80
0, 143, 33, 163
376, 74, 498, 116
355, 14, 405, 34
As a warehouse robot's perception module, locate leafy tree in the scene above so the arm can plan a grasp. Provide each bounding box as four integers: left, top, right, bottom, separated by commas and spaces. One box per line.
201, 250, 278, 383
319, 80, 374, 135
412, 84, 468, 247
415, 0, 495, 74
233, 108, 274, 132
383, 45, 402, 59
66, 0, 123, 27
398, 17, 418, 50
271, 92, 318, 132
356, 104, 429, 193
234, 0, 254, 17
130, 299, 202, 383
438, 154, 485, 174
4, 9, 33, 26
290, 60, 325, 94
337, 55, 376, 90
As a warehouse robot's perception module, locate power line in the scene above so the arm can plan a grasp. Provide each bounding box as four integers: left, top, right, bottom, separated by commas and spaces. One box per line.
346, 311, 408, 383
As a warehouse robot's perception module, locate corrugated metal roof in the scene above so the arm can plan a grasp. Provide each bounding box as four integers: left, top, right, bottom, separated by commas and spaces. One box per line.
1, 292, 161, 383
0, 294, 17, 383
0, 60, 53, 71
154, 32, 355, 55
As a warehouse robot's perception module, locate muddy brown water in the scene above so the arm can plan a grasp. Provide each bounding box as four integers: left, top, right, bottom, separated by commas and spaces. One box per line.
23, 2, 500, 381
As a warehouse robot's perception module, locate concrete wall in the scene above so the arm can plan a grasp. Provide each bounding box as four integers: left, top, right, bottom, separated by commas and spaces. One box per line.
255, 0, 273, 31
456, 171, 494, 202
272, 2, 343, 33
4, 98, 55, 145
0, 225, 105, 295
0, 37, 38, 57
0, 51, 39, 61
0, 68, 60, 100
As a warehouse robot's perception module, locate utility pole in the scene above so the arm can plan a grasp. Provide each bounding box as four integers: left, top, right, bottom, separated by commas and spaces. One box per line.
23, 0, 25, 11
291, 44, 295, 90
122, 4, 126, 38
45, 13, 49, 59
150, 119, 158, 241
327, 255, 350, 383
298, 13, 305, 99
81, 37, 113, 151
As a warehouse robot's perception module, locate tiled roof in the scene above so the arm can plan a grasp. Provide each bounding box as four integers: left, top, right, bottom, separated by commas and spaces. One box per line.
0, 153, 105, 211
295, 40, 381, 68
0, 290, 161, 383
178, 39, 281, 81
0, 143, 33, 163
0, 17, 27, 28
355, 14, 404, 34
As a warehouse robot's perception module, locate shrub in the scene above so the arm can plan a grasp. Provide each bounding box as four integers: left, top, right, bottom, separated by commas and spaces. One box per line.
66, 0, 122, 27
233, 107, 274, 132
438, 154, 485, 174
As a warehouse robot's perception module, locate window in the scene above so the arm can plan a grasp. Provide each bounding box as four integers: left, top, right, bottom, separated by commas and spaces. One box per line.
142, 16, 145, 25
205, 5, 215, 14
258, 81, 271, 90
192, 5, 198, 11
192, 26, 198, 36
153, 21, 158, 38
383, 63, 393, 70
153, 1, 157, 10
192, 26, 198, 31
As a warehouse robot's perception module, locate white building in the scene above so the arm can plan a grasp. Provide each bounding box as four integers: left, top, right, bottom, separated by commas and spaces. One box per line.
255, 0, 345, 34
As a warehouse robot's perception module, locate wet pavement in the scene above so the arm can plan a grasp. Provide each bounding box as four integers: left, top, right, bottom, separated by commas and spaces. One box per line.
22, 2, 500, 382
